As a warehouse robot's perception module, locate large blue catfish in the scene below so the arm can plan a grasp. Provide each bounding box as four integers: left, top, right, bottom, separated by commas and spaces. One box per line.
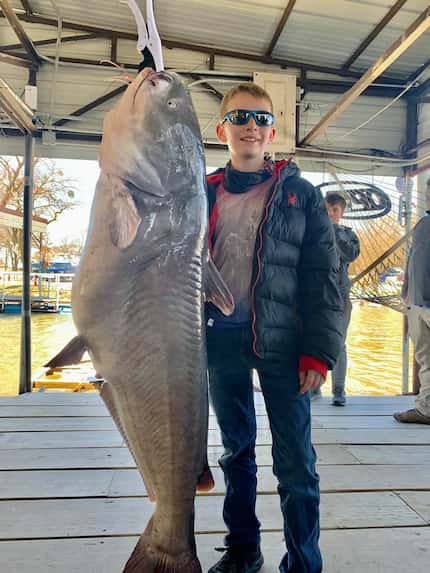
47, 69, 233, 572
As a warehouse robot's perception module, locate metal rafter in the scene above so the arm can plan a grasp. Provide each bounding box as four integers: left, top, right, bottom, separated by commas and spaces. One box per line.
342, 0, 408, 71
301, 6, 430, 146
265, 0, 296, 57
53, 84, 127, 127
20, 0, 32, 14
0, 50, 31, 67
0, 33, 99, 51
412, 77, 430, 98
187, 73, 223, 101
0, 11, 405, 83
53, 71, 224, 128
0, 0, 41, 67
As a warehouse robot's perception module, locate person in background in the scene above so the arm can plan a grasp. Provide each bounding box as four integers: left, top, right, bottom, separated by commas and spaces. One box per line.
394, 177, 430, 425
205, 82, 342, 573
311, 192, 360, 406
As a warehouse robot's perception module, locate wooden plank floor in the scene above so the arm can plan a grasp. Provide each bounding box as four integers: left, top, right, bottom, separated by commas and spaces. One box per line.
0, 392, 429, 572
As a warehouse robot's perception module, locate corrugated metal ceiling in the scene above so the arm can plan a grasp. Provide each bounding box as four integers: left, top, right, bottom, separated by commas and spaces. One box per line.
3, 0, 430, 76
0, 0, 429, 172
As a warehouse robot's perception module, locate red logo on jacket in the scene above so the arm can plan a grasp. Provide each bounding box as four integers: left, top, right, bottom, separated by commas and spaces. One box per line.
287, 193, 297, 206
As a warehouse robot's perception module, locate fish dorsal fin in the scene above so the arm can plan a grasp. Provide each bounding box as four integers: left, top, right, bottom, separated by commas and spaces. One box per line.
110, 179, 142, 249
205, 258, 235, 316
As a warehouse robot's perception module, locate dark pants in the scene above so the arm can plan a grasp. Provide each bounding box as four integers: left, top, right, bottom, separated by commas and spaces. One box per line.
332, 298, 352, 398
207, 327, 322, 573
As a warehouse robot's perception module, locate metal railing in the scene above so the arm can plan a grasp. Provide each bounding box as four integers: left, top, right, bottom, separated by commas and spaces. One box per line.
0, 271, 74, 312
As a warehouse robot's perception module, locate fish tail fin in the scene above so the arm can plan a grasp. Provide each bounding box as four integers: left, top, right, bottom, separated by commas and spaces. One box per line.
122, 528, 202, 573
44, 336, 87, 367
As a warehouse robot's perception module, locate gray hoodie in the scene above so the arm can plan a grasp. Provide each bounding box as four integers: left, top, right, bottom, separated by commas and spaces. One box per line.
333, 223, 360, 300
403, 212, 430, 307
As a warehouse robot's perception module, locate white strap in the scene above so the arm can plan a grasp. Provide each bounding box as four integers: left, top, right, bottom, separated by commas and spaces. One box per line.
126, 0, 164, 71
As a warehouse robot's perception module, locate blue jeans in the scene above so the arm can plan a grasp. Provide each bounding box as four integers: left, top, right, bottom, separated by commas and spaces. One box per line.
207, 327, 322, 573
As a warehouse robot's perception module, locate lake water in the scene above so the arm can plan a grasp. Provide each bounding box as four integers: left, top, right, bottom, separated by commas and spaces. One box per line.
0, 302, 411, 396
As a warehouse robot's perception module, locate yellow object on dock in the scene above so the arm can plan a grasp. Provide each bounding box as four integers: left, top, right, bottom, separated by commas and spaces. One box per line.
32, 363, 103, 393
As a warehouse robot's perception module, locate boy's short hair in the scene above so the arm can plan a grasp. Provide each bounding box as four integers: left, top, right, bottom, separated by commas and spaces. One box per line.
325, 192, 347, 211
220, 83, 273, 119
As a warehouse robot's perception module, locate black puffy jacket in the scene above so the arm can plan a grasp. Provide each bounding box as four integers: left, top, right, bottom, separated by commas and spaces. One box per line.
207, 160, 343, 369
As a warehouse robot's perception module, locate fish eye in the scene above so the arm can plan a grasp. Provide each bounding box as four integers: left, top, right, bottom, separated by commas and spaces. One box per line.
167, 99, 177, 109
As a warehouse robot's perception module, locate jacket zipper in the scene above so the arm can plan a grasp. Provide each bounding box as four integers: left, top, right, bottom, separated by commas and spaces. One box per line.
250, 171, 283, 358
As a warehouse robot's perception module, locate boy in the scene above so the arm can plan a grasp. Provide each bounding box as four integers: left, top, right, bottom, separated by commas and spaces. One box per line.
205, 83, 342, 573
315, 192, 360, 406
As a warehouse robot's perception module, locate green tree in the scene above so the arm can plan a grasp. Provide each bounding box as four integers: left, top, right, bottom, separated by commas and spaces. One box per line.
0, 156, 78, 270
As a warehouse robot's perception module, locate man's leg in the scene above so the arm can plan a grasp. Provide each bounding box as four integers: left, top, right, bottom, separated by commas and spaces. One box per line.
414, 307, 430, 416
394, 306, 430, 423
207, 327, 261, 549
258, 368, 322, 573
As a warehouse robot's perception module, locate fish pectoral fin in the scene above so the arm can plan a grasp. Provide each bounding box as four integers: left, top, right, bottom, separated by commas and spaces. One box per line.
44, 336, 87, 367
110, 181, 142, 249
205, 258, 235, 316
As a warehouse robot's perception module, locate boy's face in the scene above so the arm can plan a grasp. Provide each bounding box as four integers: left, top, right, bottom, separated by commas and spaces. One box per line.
216, 93, 276, 165
326, 202, 344, 224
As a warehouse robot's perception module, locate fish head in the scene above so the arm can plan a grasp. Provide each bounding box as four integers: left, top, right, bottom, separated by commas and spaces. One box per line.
100, 68, 206, 198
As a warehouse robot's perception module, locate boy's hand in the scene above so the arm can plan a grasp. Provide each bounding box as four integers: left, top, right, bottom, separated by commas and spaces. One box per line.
299, 370, 325, 394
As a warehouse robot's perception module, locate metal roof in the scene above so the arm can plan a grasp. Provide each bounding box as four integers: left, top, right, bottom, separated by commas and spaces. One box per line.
0, 1, 429, 173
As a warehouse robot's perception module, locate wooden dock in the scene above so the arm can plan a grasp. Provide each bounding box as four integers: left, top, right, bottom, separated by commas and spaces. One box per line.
0, 392, 428, 572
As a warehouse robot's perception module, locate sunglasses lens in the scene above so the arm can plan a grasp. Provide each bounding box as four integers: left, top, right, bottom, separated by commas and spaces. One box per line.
228, 110, 249, 125
255, 112, 274, 126
223, 110, 274, 126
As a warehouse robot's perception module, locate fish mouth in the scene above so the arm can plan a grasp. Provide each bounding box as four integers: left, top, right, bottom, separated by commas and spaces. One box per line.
146, 70, 172, 85
134, 70, 173, 104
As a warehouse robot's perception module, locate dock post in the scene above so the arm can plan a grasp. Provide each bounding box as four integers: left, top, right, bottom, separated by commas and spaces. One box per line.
19, 133, 35, 394
401, 169, 413, 395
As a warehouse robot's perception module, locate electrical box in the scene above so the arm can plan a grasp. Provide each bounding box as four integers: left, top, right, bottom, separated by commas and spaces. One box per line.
24, 85, 37, 111
253, 72, 296, 154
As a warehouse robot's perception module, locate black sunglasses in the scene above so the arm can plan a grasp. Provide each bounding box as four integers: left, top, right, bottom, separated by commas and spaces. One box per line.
222, 109, 275, 127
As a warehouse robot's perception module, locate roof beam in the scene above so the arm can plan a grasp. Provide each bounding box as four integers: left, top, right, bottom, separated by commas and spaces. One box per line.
19, 0, 32, 15
302, 78, 404, 98
301, 6, 430, 146
53, 84, 127, 127
187, 73, 223, 101
342, 0, 408, 71
0, 11, 405, 83
0, 50, 31, 68
0, 33, 99, 51
412, 77, 430, 98
0, 0, 41, 67
265, 0, 296, 57
8, 12, 137, 40
0, 77, 36, 133
161, 38, 403, 83
53, 73, 223, 128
